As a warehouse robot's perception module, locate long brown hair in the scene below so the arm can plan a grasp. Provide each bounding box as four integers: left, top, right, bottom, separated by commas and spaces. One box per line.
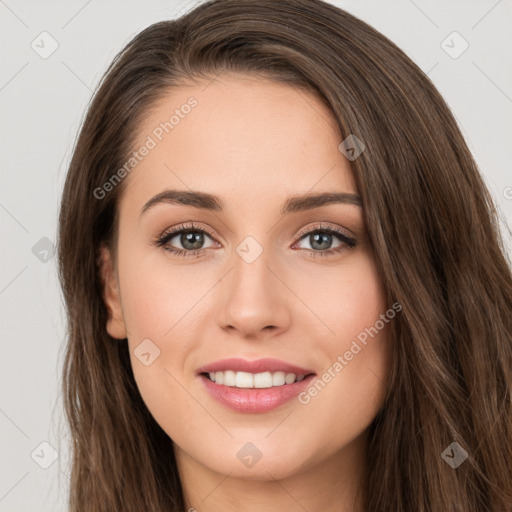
57, 0, 512, 510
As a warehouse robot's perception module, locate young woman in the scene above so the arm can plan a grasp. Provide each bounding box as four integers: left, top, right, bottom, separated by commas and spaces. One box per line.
57, 0, 512, 510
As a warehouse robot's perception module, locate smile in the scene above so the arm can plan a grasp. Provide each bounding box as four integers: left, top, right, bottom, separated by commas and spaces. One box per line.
196, 358, 316, 413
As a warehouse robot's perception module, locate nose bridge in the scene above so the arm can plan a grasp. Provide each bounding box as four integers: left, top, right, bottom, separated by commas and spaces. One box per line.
216, 236, 292, 337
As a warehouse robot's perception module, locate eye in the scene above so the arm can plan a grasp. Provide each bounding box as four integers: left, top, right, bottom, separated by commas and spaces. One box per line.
153, 221, 217, 258
152, 221, 357, 259
293, 223, 356, 258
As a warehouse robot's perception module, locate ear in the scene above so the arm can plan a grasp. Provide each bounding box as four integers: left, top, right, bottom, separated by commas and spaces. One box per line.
97, 244, 128, 340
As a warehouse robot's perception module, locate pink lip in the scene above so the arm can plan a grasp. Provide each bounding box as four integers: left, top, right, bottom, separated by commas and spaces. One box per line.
196, 358, 316, 413
196, 357, 314, 375
200, 374, 316, 413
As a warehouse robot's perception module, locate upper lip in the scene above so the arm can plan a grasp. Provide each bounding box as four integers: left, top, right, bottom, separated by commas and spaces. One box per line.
196, 358, 315, 376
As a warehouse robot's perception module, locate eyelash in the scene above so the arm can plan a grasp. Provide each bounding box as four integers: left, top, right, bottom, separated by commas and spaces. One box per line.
152, 221, 357, 259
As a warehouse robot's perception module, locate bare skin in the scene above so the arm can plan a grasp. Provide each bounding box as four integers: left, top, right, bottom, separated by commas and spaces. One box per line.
100, 73, 392, 512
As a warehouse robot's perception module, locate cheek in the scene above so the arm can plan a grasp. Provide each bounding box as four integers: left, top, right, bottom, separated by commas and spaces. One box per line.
304, 249, 387, 341
296, 251, 391, 429
117, 239, 211, 339
114, 240, 206, 420
295, 329, 391, 466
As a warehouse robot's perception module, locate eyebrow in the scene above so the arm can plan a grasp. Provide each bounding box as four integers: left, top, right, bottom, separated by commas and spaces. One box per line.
140, 189, 362, 217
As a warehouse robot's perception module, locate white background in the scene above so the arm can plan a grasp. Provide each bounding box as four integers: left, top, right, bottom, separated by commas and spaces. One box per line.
1, 0, 511, 510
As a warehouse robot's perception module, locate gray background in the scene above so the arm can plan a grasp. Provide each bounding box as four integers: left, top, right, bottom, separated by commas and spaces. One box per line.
1, 0, 511, 510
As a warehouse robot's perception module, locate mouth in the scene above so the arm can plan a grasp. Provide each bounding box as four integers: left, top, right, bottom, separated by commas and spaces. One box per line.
196, 358, 316, 413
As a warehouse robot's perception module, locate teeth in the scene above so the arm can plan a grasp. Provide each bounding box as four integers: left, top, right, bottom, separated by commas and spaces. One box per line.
273, 371, 285, 386
236, 371, 253, 388
254, 371, 272, 388
206, 370, 307, 388
284, 373, 296, 384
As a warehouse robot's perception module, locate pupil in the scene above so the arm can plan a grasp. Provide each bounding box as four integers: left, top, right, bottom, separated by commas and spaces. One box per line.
181, 231, 204, 250
311, 233, 331, 251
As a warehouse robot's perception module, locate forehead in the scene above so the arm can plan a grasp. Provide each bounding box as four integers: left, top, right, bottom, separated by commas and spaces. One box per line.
120, 73, 357, 213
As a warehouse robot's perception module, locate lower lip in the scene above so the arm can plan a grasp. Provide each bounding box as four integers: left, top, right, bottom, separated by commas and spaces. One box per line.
199, 373, 316, 413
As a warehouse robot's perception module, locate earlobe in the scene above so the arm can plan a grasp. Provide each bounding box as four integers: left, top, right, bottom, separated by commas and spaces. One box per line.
98, 244, 128, 340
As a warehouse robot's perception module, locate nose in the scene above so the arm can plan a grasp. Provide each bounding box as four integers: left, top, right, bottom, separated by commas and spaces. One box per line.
215, 248, 292, 340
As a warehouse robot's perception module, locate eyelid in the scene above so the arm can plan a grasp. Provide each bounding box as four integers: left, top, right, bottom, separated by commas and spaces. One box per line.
158, 221, 217, 240
294, 221, 355, 242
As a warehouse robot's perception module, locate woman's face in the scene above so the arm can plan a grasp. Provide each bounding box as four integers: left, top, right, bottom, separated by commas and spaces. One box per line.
101, 73, 392, 482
